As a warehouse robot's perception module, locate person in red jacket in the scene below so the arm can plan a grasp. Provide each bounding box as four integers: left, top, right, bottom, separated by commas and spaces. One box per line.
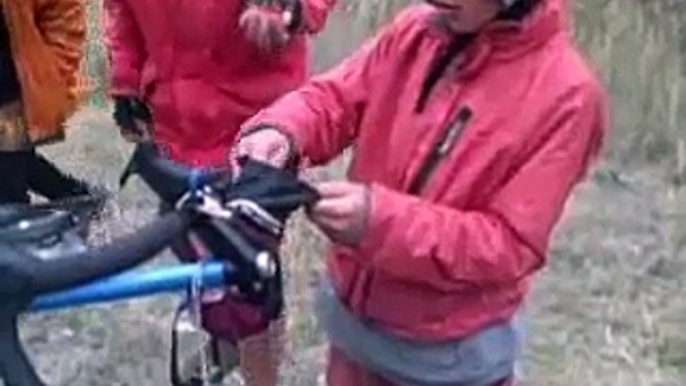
102, 0, 337, 385
233, 0, 610, 385
104, 0, 337, 167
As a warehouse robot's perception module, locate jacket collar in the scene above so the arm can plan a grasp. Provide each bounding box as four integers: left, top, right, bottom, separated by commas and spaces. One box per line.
479, 0, 568, 58
424, 0, 569, 78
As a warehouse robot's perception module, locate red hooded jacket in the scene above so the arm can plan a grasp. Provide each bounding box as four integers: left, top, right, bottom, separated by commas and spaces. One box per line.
244, 0, 610, 340
103, 0, 337, 167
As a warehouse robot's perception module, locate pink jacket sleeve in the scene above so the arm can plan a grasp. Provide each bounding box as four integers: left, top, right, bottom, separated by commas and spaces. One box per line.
355, 84, 609, 292
103, 0, 146, 96
243, 14, 405, 166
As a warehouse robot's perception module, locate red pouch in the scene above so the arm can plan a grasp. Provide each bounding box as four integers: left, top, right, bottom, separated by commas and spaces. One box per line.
200, 294, 272, 343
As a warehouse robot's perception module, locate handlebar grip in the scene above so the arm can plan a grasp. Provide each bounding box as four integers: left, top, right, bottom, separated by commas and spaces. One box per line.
0, 315, 46, 386
121, 144, 228, 204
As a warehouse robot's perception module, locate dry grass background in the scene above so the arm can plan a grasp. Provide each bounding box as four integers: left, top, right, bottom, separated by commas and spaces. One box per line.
14, 1, 686, 386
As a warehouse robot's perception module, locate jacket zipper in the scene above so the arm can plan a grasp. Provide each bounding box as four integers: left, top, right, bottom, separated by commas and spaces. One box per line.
408, 106, 473, 195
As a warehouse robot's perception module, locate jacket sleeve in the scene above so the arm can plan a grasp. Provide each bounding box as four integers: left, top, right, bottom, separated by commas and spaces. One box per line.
355, 84, 609, 292
35, 0, 86, 97
297, 0, 338, 34
103, 0, 146, 96
242, 12, 406, 167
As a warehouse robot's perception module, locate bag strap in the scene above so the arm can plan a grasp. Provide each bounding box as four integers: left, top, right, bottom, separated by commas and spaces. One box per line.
170, 299, 200, 386
170, 263, 217, 386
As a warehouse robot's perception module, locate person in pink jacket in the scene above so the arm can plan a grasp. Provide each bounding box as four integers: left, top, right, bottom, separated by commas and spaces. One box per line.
102, 0, 337, 385
234, 0, 610, 385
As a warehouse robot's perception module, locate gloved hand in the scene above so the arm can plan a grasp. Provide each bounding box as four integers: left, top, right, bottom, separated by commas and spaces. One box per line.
112, 95, 153, 143
307, 180, 371, 247
231, 125, 299, 170
239, 0, 303, 52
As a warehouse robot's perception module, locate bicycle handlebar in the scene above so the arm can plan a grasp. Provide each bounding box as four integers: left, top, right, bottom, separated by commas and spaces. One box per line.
0, 210, 194, 386
0, 143, 318, 386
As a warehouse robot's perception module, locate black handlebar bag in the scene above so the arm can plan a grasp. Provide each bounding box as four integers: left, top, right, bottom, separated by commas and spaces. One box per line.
121, 142, 319, 312
0, 143, 319, 386
120, 143, 320, 386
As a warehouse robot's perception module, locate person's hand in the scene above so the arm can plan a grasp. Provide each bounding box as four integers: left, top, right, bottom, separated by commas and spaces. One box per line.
239, 0, 302, 52
232, 126, 295, 169
307, 181, 370, 247
112, 96, 153, 143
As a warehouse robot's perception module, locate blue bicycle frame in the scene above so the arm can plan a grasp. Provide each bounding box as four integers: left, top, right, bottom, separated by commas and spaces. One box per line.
29, 260, 233, 312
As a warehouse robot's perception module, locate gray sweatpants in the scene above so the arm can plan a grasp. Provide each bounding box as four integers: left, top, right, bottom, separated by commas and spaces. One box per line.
314, 277, 525, 386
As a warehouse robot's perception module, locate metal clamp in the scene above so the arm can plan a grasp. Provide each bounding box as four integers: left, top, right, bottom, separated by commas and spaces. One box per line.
225, 199, 283, 238
175, 192, 282, 282
189, 264, 210, 386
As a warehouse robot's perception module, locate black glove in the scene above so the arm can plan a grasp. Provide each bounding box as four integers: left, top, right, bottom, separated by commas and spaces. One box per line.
112, 96, 153, 142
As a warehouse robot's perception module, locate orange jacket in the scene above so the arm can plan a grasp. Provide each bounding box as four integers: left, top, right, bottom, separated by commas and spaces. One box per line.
1, 0, 86, 146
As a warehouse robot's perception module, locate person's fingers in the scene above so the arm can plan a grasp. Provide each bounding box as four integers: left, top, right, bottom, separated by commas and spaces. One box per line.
306, 181, 370, 246
232, 128, 293, 170
308, 212, 347, 236
238, 138, 271, 160
267, 16, 290, 49
314, 181, 358, 199
228, 148, 244, 180
235, 137, 255, 158
238, 15, 251, 36
257, 17, 272, 50
254, 21, 268, 50
246, 11, 272, 51
239, 6, 291, 52
239, 9, 263, 44
236, 139, 288, 167
274, 30, 290, 49
309, 182, 364, 221
309, 216, 359, 246
309, 196, 356, 220
314, 181, 346, 196
265, 141, 290, 165
265, 29, 288, 52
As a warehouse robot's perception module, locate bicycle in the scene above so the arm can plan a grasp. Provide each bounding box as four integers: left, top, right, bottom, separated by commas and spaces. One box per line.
0, 143, 319, 386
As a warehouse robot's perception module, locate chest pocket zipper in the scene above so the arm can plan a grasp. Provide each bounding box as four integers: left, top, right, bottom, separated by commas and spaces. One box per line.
408, 106, 473, 195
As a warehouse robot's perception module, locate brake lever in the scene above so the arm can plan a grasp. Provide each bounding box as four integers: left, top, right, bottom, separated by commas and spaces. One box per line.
187, 194, 280, 280
225, 199, 283, 239
208, 218, 277, 281
188, 193, 284, 242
